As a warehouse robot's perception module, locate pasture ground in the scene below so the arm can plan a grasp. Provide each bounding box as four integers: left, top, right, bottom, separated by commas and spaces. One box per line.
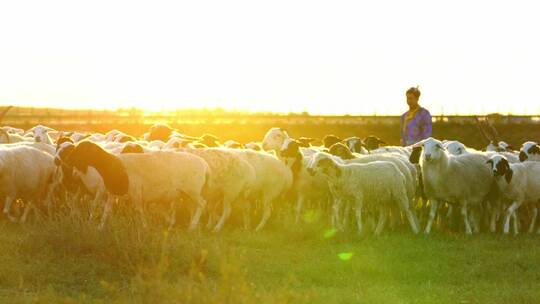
0, 207, 539, 304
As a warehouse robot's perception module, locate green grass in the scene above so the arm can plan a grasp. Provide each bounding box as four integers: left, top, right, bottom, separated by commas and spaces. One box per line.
0, 209, 539, 304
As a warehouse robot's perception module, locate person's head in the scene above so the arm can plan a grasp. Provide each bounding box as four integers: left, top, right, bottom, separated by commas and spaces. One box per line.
406, 86, 421, 108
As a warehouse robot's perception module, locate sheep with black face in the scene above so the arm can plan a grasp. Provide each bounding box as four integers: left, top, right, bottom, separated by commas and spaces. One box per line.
278, 138, 330, 223
487, 154, 540, 234
519, 141, 540, 162
65, 141, 211, 230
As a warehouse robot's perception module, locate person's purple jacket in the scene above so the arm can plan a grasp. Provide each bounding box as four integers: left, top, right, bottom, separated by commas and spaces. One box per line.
401, 107, 432, 146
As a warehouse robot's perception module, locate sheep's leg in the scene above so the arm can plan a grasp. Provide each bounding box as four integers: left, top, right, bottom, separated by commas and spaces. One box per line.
460, 203, 472, 235
167, 200, 179, 230
332, 198, 344, 230
342, 201, 351, 230
403, 206, 419, 234
243, 201, 252, 230
206, 208, 216, 230
98, 196, 114, 230
189, 197, 207, 230
374, 208, 388, 236
294, 195, 305, 224
528, 206, 538, 233
44, 187, 55, 216
355, 199, 363, 235
214, 194, 235, 232
469, 207, 480, 234
503, 201, 521, 234
424, 199, 439, 234
89, 190, 104, 220
3, 196, 15, 219
512, 212, 519, 235
446, 205, 453, 219
20, 201, 34, 223
489, 203, 499, 233
255, 199, 272, 232
397, 196, 419, 234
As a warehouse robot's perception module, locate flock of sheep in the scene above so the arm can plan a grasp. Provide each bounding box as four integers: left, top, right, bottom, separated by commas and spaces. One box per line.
2, 123, 540, 235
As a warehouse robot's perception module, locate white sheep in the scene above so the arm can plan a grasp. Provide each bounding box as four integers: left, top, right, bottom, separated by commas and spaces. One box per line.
1, 126, 25, 135
228, 149, 293, 231
409, 137, 494, 234
487, 154, 540, 234
178, 147, 256, 232
307, 152, 419, 235
327, 142, 419, 229
0, 145, 55, 222
261, 127, 319, 157
27, 125, 55, 145
0, 128, 31, 144
65, 141, 211, 230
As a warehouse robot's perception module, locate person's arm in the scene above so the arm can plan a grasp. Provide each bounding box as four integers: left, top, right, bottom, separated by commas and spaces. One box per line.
421, 110, 432, 139
400, 114, 405, 146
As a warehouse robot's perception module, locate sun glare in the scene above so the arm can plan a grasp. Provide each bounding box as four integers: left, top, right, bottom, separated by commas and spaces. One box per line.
1, 0, 539, 115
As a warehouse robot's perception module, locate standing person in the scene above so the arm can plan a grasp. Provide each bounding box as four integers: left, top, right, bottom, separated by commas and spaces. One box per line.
401, 86, 432, 146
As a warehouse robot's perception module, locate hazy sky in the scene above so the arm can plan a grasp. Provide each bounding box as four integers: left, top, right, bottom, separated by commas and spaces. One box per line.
1, 0, 539, 115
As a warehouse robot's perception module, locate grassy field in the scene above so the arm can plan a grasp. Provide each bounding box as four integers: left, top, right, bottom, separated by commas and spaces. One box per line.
1, 207, 540, 304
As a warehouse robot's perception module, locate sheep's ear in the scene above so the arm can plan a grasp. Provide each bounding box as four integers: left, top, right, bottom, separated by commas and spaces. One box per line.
505, 169, 513, 184
486, 159, 493, 166
519, 151, 528, 162
409, 146, 422, 164
530, 145, 540, 155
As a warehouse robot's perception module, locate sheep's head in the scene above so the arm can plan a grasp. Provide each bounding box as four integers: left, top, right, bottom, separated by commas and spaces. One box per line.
342, 137, 366, 154
497, 141, 515, 152
328, 142, 355, 160
121, 142, 144, 154
165, 137, 193, 149
0, 128, 10, 143
322, 135, 341, 149
262, 127, 289, 151
363, 135, 385, 151
445, 141, 466, 156
245, 142, 262, 151
105, 130, 122, 142
30, 125, 54, 144
224, 140, 244, 149
54, 142, 79, 190
519, 141, 540, 162
297, 137, 316, 147
409, 137, 445, 164
279, 138, 303, 173
198, 134, 220, 147
55, 136, 74, 150
307, 152, 341, 177
65, 141, 105, 173
115, 134, 136, 143
148, 124, 174, 142
486, 155, 513, 183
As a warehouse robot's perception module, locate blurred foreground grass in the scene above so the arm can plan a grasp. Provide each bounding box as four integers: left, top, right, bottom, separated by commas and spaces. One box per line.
0, 208, 539, 304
